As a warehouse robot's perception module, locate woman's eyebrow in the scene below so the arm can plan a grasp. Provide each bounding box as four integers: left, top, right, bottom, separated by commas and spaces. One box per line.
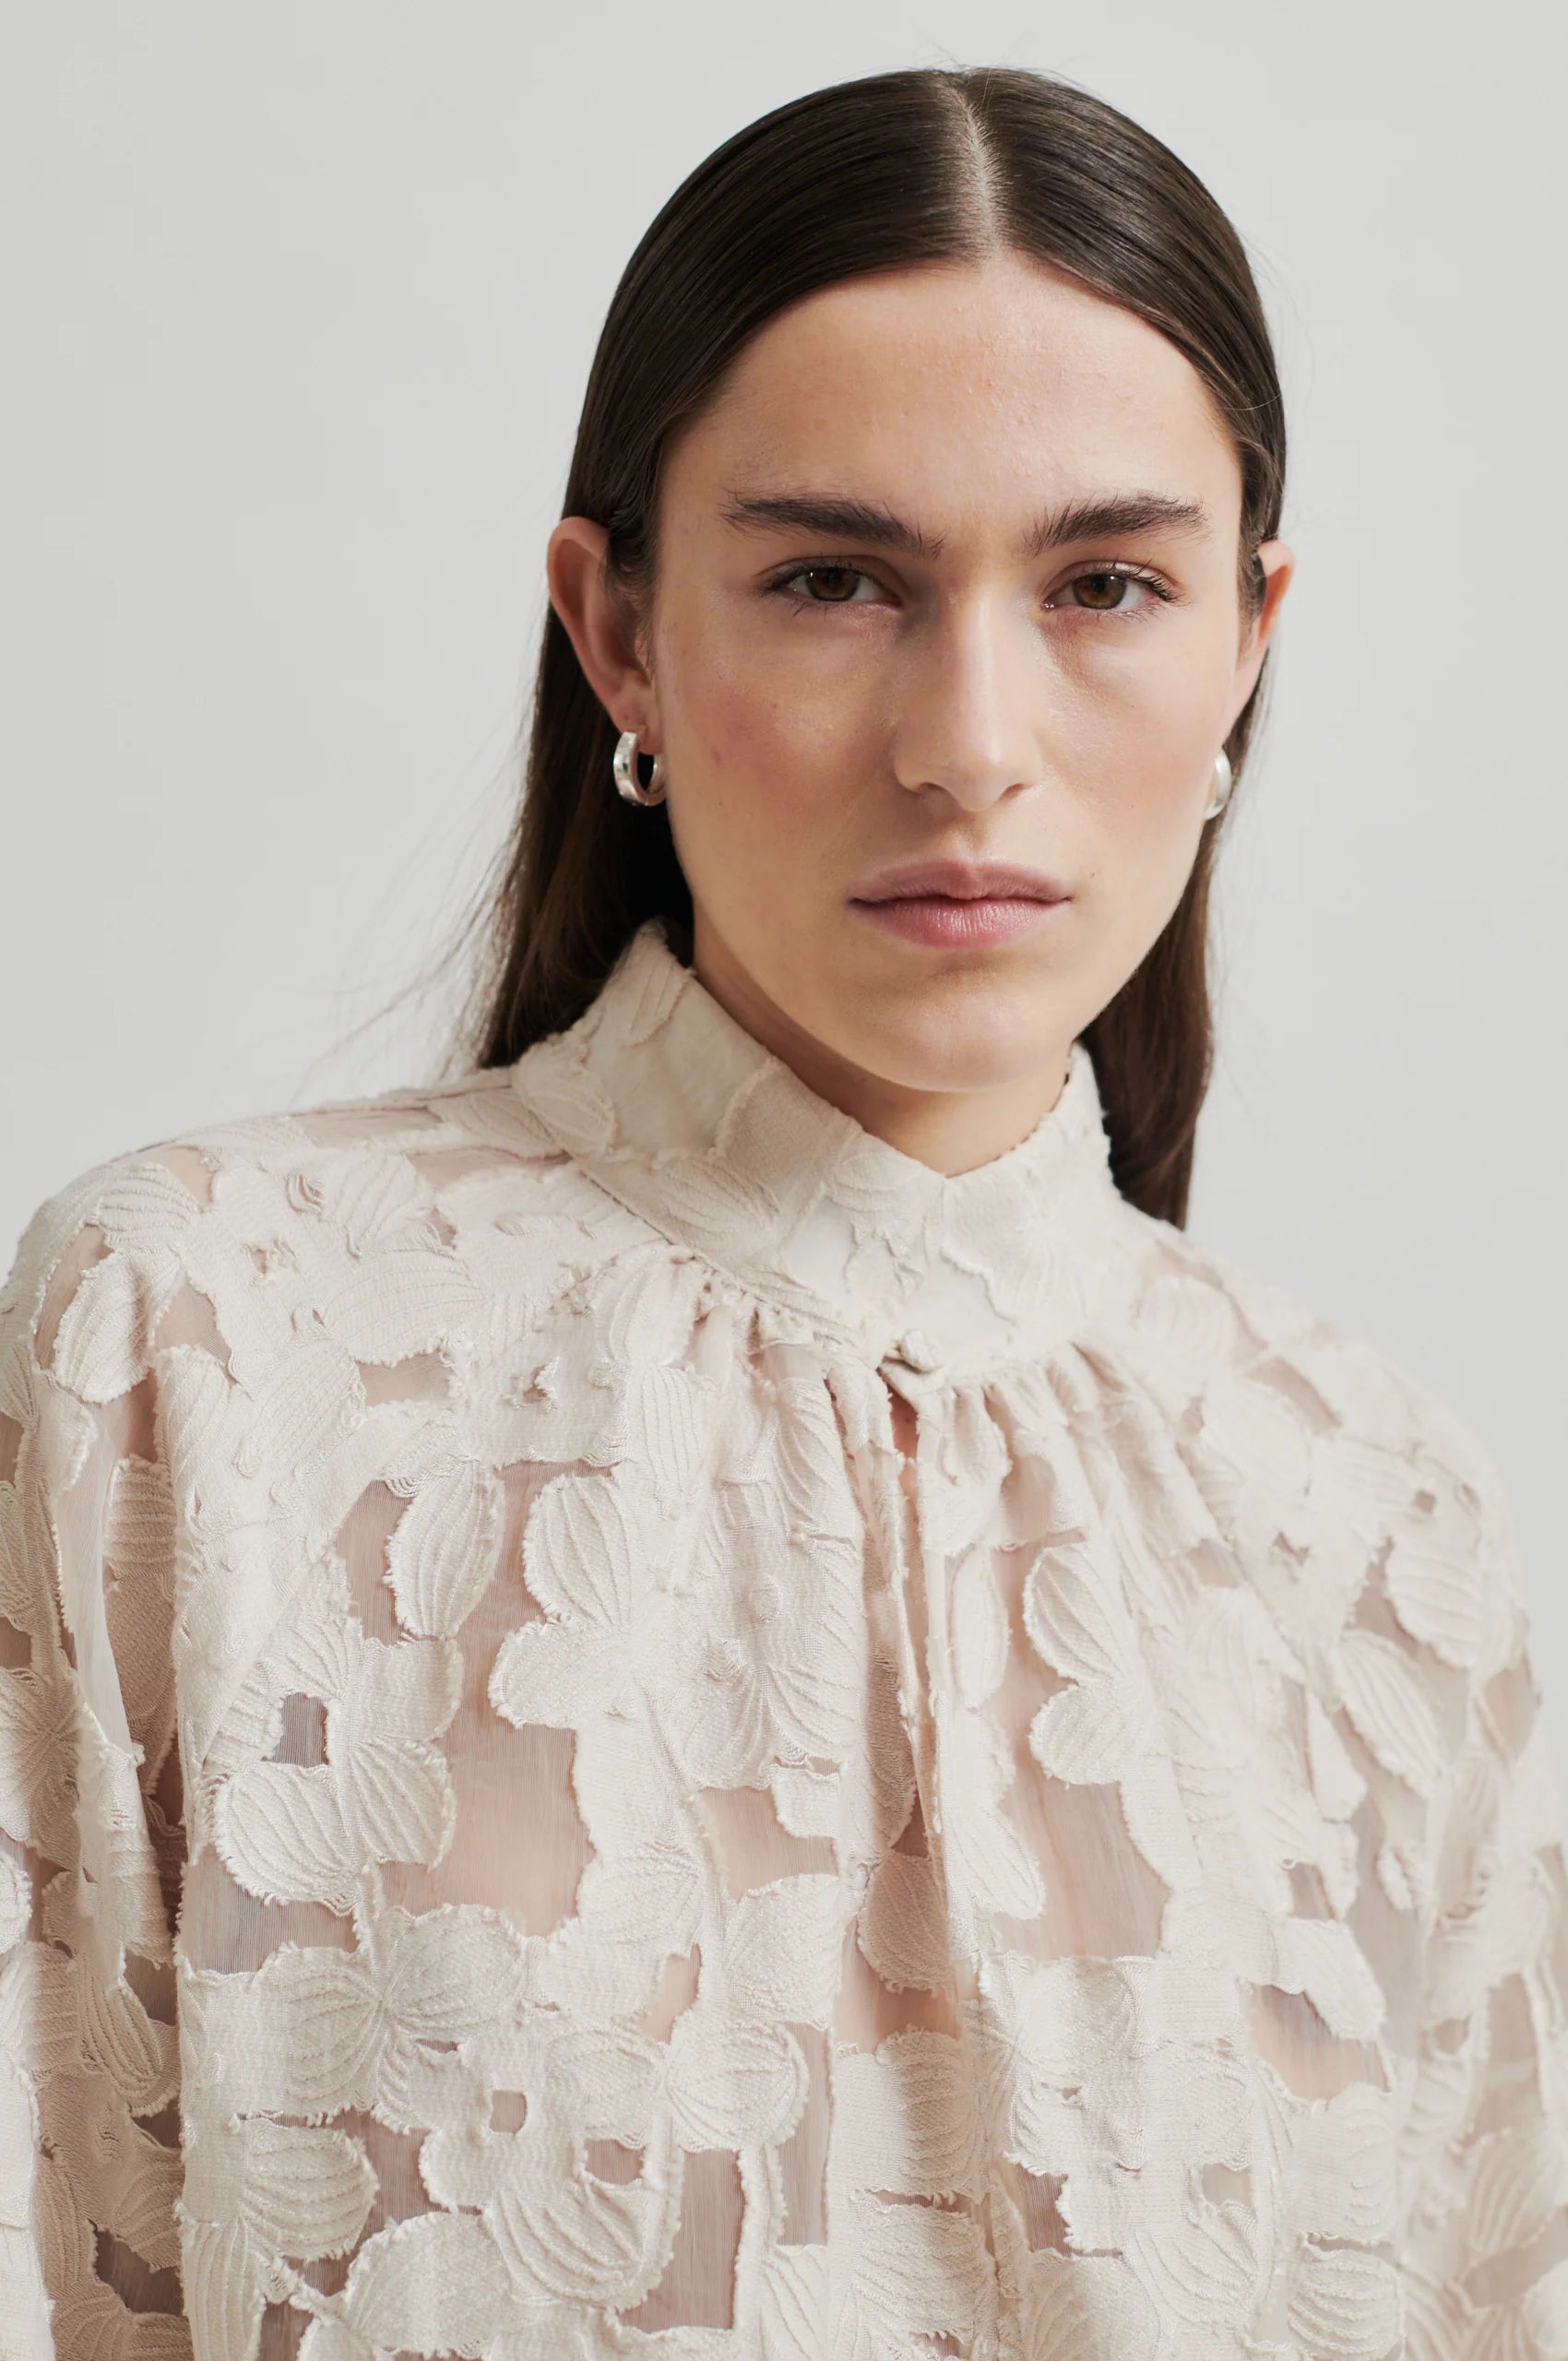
1025, 491, 1212, 553
719, 487, 1212, 558
719, 492, 946, 559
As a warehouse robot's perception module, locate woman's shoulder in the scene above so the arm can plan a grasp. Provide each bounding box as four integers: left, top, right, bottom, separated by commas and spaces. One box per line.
0, 1067, 577, 1380
1121, 1205, 1512, 1540
1104, 1211, 1536, 1737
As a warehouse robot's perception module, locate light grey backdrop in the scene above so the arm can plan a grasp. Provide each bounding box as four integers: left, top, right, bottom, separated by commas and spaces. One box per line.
6, 6, 1564, 1787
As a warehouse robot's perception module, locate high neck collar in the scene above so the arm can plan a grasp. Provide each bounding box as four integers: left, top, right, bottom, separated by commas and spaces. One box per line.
506, 919, 1133, 1377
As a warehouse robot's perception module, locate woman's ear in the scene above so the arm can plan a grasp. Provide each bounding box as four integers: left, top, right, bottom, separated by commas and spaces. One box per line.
546, 517, 659, 741
1228, 537, 1296, 727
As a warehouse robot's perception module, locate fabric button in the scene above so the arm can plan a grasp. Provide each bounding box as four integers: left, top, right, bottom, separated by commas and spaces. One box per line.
886, 1328, 939, 1374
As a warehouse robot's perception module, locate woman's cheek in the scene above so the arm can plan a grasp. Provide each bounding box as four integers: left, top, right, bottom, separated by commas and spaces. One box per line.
681, 654, 872, 813
1087, 665, 1221, 821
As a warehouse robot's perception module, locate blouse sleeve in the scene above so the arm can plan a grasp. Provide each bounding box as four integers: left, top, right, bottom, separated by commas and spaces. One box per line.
0, 1185, 185, 2355
1400, 1431, 1568, 2355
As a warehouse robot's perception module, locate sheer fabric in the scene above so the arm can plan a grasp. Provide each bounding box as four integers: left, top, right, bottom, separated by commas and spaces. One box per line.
2, 915, 1565, 2359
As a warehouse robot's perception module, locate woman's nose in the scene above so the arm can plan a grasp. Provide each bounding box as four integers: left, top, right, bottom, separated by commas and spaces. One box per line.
888, 600, 1045, 810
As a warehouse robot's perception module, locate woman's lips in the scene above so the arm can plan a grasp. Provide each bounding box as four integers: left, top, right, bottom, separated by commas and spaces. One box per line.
849, 893, 1068, 947
847, 861, 1072, 949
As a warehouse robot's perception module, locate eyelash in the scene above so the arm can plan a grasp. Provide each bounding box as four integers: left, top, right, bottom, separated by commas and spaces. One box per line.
766, 560, 1177, 614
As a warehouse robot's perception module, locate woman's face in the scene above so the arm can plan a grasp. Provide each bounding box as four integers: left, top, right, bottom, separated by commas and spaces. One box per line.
551, 251, 1293, 1168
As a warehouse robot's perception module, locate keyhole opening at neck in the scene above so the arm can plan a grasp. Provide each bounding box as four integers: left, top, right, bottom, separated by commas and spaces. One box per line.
883, 1379, 921, 1492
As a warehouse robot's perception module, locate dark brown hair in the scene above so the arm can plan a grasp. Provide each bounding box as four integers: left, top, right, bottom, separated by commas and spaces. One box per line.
464, 65, 1287, 1226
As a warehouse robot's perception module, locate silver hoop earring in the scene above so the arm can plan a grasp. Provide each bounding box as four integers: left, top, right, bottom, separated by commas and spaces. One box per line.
1203, 749, 1234, 821
612, 729, 667, 807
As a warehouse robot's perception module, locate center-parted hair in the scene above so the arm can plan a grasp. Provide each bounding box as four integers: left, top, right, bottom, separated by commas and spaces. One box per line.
466, 65, 1288, 1227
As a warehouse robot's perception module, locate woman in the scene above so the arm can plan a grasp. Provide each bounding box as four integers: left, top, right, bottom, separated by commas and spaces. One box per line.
2, 63, 1563, 2360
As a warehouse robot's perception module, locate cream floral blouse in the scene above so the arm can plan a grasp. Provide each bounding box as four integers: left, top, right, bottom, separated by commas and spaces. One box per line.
2, 917, 1565, 2361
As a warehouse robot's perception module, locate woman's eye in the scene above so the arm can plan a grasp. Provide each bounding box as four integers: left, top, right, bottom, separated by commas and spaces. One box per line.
780, 564, 877, 604
1054, 567, 1166, 614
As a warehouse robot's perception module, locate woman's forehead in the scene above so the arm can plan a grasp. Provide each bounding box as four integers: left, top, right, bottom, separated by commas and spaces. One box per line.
671, 257, 1241, 517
